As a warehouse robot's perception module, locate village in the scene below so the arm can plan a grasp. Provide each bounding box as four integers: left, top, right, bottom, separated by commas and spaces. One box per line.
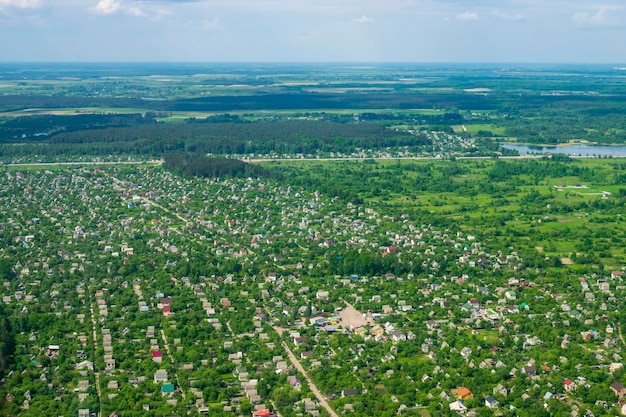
0, 164, 625, 417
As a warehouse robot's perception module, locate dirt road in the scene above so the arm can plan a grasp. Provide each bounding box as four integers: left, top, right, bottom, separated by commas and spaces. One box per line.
274, 327, 339, 417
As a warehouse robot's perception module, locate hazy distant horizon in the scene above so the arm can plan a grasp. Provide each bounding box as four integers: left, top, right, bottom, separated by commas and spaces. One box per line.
1, 62, 625, 67
2, 1, 626, 63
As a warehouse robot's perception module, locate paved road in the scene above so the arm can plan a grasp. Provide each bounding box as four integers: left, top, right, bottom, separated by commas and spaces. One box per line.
273, 327, 339, 417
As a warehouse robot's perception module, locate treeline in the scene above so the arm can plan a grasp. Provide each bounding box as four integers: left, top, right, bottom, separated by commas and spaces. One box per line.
498, 102, 626, 144
0, 305, 15, 379
163, 152, 277, 179
0, 119, 427, 158
0, 95, 145, 112
0, 113, 156, 142
487, 158, 596, 182
2, 91, 601, 114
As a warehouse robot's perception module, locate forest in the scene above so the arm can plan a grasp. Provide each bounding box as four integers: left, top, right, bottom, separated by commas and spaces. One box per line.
163, 152, 276, 179
0, 116, 433, 158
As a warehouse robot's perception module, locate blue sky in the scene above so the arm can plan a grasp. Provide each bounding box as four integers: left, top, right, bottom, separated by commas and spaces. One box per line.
1, 0, 626, 62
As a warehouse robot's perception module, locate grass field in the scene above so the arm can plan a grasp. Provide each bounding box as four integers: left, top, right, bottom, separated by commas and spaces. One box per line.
264, 157, 626, 269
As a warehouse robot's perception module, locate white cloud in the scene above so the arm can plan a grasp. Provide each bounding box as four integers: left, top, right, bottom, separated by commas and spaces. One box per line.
456, 10, 478, 21
127, 6, 146, 16
91, 0, 122, 15
0, 0, 39, 8
492, 10, 525, 21
354, 15, 374, 23
0, 0, 39, 12
151, 7, 172, 20
202, 18, 221, 30
573, 6, 620, 28
90, 0, 151, 17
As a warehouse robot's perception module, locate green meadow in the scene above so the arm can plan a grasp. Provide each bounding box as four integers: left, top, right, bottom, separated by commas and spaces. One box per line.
265, 156, 626, 270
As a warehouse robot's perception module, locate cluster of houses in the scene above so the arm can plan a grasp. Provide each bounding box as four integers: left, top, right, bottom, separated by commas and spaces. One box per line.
1, 166, 626, 417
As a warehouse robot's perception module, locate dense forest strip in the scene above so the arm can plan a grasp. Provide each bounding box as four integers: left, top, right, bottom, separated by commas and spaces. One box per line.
0, 119, 430, 158
163, 153, 277, 179
3, 91, 625, 113
0, 305, 15, 379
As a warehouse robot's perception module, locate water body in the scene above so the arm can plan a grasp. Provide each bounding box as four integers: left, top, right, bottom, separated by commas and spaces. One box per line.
502, 144, 626, 157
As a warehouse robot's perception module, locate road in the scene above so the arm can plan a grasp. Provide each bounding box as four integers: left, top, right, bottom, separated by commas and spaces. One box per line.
160, 329, 186, 402
88, 292, 103, 417
245, 154, 549, 163
618, 322, 626, 347
273, 326, 339, 417
4, 160, 163, 167
139, 197, 192, 227
0, 154, 566, 169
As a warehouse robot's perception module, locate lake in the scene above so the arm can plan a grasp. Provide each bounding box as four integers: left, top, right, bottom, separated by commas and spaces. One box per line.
502, 144, 626, 157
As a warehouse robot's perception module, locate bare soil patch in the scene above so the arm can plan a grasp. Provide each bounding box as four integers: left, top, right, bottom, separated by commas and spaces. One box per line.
339, 305, 368, 329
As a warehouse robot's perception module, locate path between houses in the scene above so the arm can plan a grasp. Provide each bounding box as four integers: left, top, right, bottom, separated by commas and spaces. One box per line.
273, 326, 339, 417
88, 293, 103, 417
140, 197, 192, 228
618, 322, 626, 347
109, 172, 190, 235
160, 329, 186, 402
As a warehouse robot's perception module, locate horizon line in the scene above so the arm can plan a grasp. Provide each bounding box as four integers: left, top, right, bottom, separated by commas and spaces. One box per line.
1, 61, 626, 66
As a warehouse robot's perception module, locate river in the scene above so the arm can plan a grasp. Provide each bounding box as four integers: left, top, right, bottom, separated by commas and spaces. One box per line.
502, 144, 626, 157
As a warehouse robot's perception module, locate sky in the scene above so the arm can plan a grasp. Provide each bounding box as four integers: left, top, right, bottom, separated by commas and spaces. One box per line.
1, 0, 626, 63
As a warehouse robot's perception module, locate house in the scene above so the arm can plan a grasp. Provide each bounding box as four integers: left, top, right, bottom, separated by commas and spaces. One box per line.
46, 345, 60, 359
564, 379, 577, 392
158, 298, 172, 309
289, 376, 301, 388
570, 309, 582, 319
152, 350, 163, 363
154, 369, 168, 383
460, 347, 473, 358
77, 380, 90, 392
316, 291, 329, 300
485, 395, 499, 409
493, 383, 507, 397
75, 360, 94, 371
342, 388, 359, 397
391, 331, 406, 342
458, 387, 473, 400
522, 365, 537, 377
449, 400, 467, 413
293, 336, 307, 346
610, 382, 626, 399
252, 409, 278, 417
161, 383, 175, 396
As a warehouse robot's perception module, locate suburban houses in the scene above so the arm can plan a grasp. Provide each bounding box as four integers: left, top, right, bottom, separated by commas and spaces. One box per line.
0, 165, 625, 417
